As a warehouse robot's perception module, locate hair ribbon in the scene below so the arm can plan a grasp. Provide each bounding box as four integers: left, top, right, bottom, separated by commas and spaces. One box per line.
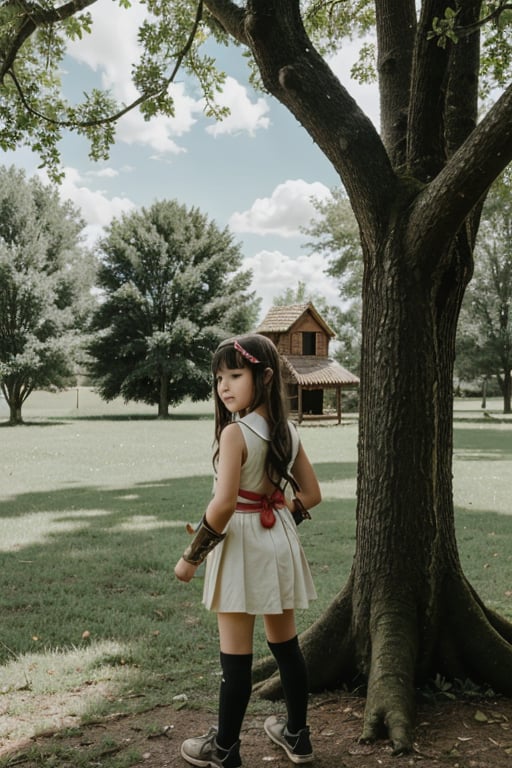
234, 339, 260, 364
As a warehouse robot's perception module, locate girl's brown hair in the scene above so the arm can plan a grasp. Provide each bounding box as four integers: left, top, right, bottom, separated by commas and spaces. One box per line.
211, 333, 298, 492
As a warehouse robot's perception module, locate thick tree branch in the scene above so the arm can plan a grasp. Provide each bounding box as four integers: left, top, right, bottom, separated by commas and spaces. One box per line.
203, 0, 248, 44
0, 0, 98, 81
375, 0, 416, 168
407, 0, 455, 179
409, 84, 512, 251
3, 0, 205, 130
454, 1, 512, 37
444, 0, 481, 157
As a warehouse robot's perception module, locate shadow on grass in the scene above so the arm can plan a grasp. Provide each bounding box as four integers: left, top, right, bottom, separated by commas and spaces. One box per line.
455, 505, 512, 618
0, 420, 70, 428
70, 412, 214, 422
453, 425, 512, 460
0, 470, 226, 749
315, 461, 358, 483
1, 412, 214, 427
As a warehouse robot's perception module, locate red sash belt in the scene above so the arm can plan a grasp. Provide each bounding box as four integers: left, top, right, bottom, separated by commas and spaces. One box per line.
235, 488, 285, 529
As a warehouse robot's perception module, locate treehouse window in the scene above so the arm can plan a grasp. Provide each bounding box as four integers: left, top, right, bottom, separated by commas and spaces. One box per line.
302, 332, 316, 355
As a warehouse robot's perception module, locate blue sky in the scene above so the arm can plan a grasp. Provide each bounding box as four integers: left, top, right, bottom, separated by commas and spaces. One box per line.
7, 0, 379, 321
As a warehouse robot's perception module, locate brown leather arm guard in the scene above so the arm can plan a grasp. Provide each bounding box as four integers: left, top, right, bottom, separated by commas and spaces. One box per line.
292, 496, 312, 526
182, 518, 226, 565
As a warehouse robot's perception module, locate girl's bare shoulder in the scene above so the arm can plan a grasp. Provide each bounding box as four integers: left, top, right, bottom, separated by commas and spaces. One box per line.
219, 421, 245, 444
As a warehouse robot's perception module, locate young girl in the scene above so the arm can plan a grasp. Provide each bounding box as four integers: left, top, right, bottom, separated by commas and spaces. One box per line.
174, 333, 321, 768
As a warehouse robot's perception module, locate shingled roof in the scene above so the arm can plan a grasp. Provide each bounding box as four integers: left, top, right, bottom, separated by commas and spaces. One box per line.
257, 302, 336, 337
282, 356, 359, 387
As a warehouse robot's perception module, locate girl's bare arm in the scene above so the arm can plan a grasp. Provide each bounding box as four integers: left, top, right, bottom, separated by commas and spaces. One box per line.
204, 422, 245, 532
174, 424, 244, 583
291, 442, 322, 512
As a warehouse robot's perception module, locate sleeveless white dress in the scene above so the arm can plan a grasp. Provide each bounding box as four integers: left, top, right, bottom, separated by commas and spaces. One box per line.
202, 412, 317, 614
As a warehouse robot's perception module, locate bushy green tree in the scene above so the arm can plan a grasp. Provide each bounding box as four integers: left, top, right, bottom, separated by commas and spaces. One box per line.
87, 200, 259, 417
0, 166, 92, 425
456, 170, 512, 412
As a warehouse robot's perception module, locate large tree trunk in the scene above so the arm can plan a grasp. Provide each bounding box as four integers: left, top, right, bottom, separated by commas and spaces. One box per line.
8, 401, 23, 425
255, 214, 512, 753
4, 380, 25, 425
206, 0, 512, 753
158, 374, 170, 418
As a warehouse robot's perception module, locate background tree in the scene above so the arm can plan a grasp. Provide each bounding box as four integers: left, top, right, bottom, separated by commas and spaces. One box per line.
2, 0, 512, 752
302, 189, 363, 373
0, 165, 92, 425
456, 169, 512, 413
87, 199, 259, 417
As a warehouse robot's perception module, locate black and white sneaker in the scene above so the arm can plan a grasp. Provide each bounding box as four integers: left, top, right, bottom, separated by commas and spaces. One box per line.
264, 715, 313, 764
181, 727, 241, 768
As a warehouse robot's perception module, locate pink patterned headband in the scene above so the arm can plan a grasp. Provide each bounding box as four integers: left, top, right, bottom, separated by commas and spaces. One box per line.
234, 339, 261, 364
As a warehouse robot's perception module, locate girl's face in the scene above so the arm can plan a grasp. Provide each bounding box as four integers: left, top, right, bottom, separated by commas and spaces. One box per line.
215, 364, 255, 415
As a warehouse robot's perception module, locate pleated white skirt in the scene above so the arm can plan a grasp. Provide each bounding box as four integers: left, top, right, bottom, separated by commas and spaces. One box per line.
202, 507, 317, 614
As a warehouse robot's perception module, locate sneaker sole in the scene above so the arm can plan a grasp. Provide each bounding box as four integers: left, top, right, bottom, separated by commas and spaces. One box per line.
264, 722, 314, 764
180, 744, 216, 768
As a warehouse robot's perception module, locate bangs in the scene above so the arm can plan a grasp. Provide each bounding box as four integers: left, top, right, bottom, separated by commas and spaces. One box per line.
211, 343, 246, 374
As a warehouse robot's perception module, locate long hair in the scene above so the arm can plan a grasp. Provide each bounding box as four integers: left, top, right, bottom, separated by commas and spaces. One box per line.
211, 333, 298, 492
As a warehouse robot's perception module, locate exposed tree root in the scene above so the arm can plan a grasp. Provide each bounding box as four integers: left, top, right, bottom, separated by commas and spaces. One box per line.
441, 574, 512, 695
359, 601, 418, 754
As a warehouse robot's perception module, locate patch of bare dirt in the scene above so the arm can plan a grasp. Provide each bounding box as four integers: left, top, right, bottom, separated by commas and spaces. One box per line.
2, 693, 512, 767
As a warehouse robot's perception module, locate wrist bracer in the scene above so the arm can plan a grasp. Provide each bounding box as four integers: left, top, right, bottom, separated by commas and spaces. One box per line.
182, 518, 226, 565
292, 497, 311, 526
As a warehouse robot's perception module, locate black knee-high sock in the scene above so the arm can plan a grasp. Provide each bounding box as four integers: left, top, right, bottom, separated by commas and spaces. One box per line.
267, 636, 308, 734
217, 652, 253, 751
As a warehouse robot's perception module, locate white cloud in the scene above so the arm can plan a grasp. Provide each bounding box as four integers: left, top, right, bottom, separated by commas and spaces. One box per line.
230, 179, 332, 237
35, 166, 136, 246
65, 1, 145, 95
114, 102, 191, 155
206, 77, 270, 137
65, 0, 202, 154
245, 249, 341, 319
86, 167, 119, 179
58, 167, 135, 227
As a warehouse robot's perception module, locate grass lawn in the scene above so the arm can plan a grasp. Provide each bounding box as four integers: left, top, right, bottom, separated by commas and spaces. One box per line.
0, 390, 511, 758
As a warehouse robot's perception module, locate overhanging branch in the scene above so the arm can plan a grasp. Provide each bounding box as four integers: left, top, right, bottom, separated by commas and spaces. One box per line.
203, 0, 248, 44
2, 0, 205, 130
0, 0, 98, 81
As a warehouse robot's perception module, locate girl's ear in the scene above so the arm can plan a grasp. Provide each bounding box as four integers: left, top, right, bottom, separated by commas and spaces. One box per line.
263, 367, 274, 384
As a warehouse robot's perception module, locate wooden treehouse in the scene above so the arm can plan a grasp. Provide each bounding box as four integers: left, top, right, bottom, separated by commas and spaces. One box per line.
257, 302, 359, 423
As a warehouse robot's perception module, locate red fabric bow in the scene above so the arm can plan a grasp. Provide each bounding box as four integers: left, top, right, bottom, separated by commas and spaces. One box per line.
236, 488, 285, 529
